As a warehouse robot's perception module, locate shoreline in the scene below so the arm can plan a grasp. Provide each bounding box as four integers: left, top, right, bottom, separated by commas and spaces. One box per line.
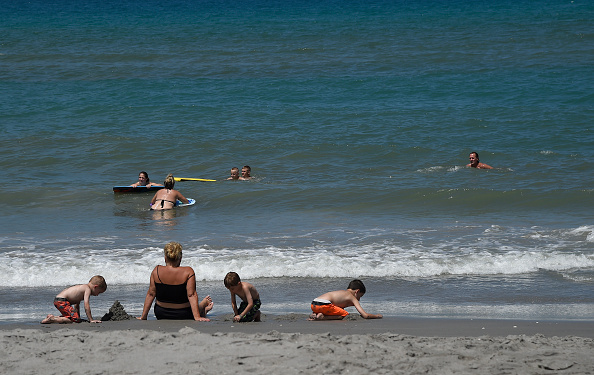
1, 315, 592, 374
2, 314, 593, 338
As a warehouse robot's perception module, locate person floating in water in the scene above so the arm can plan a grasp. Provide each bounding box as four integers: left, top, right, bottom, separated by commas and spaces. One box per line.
130, 171, 163, 188
227, 167, 240, 180
466, 152, 493, 169
239, 165, 252, 180
150, 174, 189, 210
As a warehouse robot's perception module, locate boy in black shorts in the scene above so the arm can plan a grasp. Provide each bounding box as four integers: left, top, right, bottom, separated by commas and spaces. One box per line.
224, 272, 261, 322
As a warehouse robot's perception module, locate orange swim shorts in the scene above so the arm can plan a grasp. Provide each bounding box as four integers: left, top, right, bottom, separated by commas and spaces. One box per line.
54, 297, 81, 322
310, 299, 349, 317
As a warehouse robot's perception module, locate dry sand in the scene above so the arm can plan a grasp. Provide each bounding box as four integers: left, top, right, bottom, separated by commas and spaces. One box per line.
1, 314, 592, 374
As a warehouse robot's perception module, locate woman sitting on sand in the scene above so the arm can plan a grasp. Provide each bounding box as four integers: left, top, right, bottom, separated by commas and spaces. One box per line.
139, 241, 213, 321
149, 174, 188, 210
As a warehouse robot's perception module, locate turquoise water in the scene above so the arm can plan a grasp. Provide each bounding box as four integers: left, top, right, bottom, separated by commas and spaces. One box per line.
1, 0, 592, 322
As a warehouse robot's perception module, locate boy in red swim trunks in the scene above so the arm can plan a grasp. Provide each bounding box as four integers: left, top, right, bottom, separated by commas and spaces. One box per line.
309, 279, 382, 320
41, 275, 107, 324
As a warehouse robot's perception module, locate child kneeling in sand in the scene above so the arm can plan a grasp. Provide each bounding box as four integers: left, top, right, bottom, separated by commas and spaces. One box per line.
309, 279, 382, 320
41, 275, 107, 324
224, 272, 261, 322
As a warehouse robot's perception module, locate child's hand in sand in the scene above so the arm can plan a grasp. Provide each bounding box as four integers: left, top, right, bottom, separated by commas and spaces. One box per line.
90, 319, 102, 323
233, 315, 242, 322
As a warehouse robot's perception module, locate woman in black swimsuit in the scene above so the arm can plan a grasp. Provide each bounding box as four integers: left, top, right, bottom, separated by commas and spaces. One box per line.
139, 241, 213, 321
149, 174, 189, 210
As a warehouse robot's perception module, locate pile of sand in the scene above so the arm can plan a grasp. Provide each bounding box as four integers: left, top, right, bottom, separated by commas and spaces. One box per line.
100, 300, 135, 321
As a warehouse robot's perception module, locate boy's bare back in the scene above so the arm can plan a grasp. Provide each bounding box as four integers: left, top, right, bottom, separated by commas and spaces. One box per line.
310, 280, 382, 320
56, 284, 92, 305
317, 290, 356, 308
234, 281, 260, 302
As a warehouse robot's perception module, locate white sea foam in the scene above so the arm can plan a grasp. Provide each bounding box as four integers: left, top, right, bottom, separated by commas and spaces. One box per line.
416, 166, 463, 173
568, 225, 594, 242
416, 166, 445, 173
1, 243, 592, 287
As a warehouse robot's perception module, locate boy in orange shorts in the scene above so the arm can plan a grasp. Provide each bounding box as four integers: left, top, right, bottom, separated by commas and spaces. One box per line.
41, 275, 107, 324
309, 279, 382, 320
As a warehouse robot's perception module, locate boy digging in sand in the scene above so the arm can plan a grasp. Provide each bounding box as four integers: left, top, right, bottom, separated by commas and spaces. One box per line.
41, 275, 107, 324
224, 272, 261, 322
309, 279, 382, 320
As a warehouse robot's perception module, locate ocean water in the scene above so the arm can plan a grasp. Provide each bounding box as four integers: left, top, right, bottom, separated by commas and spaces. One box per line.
1, 0, 592, 323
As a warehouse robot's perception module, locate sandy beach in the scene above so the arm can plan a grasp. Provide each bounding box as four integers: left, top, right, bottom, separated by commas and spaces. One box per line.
2, 314, 592, 374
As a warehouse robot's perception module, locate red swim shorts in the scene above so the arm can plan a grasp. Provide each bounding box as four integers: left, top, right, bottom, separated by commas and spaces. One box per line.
310, 300, 349, 317
54, 297, 81, 322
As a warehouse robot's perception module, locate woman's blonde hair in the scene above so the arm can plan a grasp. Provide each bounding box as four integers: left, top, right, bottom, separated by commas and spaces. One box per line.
164, 173, 175, 189
164, 241, 183, 261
